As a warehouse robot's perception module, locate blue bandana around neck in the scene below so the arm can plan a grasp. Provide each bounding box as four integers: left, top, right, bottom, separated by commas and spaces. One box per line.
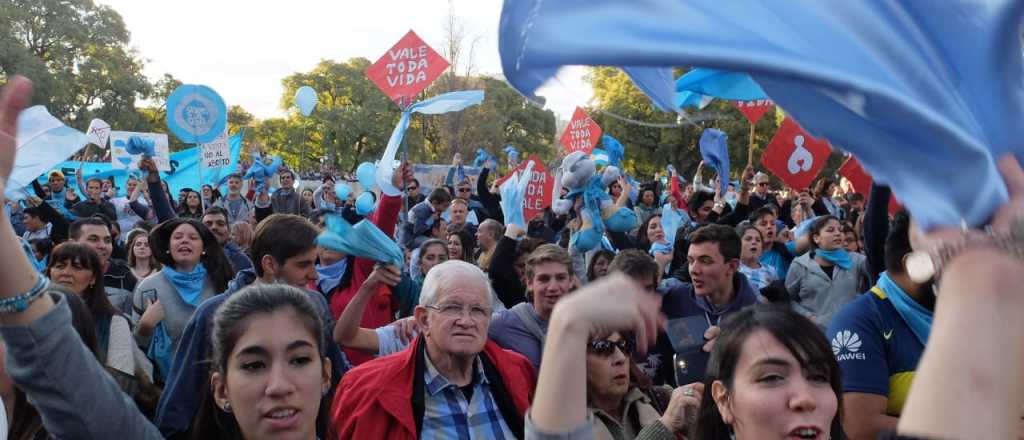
877, 272, 933, 345
162, 264, 208, 306
814, 248, 851, 270
649, 240, 672, 256
316, 259, 347, 294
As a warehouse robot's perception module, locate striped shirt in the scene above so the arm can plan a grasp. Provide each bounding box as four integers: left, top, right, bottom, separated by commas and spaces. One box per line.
420, 354, 515, 440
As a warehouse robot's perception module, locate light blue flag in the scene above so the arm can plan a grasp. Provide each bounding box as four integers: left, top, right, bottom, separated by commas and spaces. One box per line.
375, 90, 486, 196
601, 135, 625, 167
676, 91, 714, 110
590, 149, 609, 167
676, 68, 767, 102
498, 0, 1024, 229
699, 129, 730, 194
8, 106, 89, 199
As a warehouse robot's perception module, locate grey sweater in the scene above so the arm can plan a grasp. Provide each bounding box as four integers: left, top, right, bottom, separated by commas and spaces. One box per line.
131, 271, 218, 351
1, 295, 162, 439
785, 251, 870, 329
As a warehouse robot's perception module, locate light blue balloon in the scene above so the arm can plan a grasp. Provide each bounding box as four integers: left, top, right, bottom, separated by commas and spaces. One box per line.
294, 86, 318, 117
355, 192, 376, 215
356, 162, 377, 190
335, 182, 352, 200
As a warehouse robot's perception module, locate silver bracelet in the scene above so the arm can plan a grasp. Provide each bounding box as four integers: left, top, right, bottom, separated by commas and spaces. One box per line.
906, 217, 1024, 284
0, 275, 50, 314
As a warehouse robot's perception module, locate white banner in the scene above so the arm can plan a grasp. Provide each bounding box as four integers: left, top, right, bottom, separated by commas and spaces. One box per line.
109, 131, 171, 171
201, 130, 230, 169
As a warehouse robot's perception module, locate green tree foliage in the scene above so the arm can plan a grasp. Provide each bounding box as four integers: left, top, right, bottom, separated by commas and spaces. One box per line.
0, 0, 153, 131
255, 58, 557, 173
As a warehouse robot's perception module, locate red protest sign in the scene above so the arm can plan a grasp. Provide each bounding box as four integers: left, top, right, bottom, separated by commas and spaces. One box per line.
734, 99, 775, 125
559, 107, 602, 155
838, 155, 904, 215
495, 154, 554, 222
838, 156, 872, 195
366, 30, 450, 107
761, 117, 831, 191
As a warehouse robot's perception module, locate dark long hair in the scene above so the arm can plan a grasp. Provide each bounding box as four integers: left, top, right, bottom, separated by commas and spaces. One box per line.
586, 249, 616, 282
149, 218, 233, 293
694, 305, 843, 440
808, 215, 840, 251
46, 242, 121, 319
9, 292, 98, 440
446, 227, 476, 262
190, 284, 329, 440
635, 214, 662, 251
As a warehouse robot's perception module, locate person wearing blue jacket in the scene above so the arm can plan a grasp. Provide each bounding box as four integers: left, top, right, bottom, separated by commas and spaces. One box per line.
639, 224, 760, 387
154, 213, 351, 439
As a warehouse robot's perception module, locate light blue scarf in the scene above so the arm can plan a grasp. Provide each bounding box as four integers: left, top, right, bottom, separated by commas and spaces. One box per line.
316, 259, 347, 294
162, 264, 207, 306
877, 272, 932, 345
815, 248, 851, 270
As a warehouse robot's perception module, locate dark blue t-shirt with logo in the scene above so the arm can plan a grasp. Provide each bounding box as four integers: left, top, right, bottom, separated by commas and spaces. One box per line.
826, 288, 924, 416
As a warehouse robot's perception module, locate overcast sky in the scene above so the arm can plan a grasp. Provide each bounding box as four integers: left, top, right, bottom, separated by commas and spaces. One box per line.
99, 0, 592, 120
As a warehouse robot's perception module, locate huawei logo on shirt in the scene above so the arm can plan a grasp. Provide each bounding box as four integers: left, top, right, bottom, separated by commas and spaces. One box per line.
832, 330, 866, 361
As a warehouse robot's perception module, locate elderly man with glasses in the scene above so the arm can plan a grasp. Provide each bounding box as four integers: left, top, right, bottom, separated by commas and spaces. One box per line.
331, 260, 535, 439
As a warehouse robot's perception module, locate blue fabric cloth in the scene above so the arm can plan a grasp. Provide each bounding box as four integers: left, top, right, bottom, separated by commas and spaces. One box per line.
147, 322, 174, 382
125, 136, 156, 157
8, 106, 89, 200
815, 248, 852, 271
877, 272, 932, 345
243, 153, 283, 193
498, 0, 1024, 230
421, 354, 515, 440
649, 240, 672, 256
316, 259, 347, 295
473, 148, 498, 168
698, 129, 730, 194
160, 264, 208, 306
375, 91, 486, 196
676, 68, 768, 101
601, 135, 625, 167
317, 214, 404, 267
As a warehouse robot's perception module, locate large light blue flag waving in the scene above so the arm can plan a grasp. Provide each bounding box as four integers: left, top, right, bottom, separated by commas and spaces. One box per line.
375, 90, 485, 196
676, 69, 767, 102
499, 0, 1024, 229
699, 129, 730, 194
8, 106, 89, 199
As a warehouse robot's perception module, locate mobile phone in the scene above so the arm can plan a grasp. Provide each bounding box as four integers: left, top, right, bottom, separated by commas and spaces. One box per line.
667, 316, 712, 386
142, 289, 157, 304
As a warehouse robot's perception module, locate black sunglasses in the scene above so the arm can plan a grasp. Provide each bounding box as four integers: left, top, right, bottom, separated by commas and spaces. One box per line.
757, 182, 770, 186
457, 187, 471, 193
407, 186, 419, 191
588, 338, 635, 357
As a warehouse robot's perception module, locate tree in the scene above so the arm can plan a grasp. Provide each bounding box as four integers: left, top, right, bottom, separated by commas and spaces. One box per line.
228, 105, 255, 135
0, 0, 154, 131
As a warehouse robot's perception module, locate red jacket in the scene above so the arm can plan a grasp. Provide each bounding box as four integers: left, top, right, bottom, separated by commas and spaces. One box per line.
330, 338, 536, 440
329, 193, 402, 365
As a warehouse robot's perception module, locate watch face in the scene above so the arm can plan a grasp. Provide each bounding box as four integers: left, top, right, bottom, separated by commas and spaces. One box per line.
906, 251, 935, 283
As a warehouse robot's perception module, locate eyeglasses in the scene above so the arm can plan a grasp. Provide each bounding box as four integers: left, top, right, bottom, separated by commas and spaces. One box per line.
588, 338, 635, 357
407, 186, 419, 191
757, 182, 770, 187
457, 188, 471, 193
425, 303, 492, 321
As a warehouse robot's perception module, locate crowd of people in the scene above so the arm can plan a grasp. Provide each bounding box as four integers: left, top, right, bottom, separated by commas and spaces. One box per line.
0, 71, 1022, 440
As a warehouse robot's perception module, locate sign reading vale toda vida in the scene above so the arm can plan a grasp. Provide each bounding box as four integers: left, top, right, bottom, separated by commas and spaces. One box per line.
559, 107, 602, 155
366, 30, 450, 107
495, 154, 555, 222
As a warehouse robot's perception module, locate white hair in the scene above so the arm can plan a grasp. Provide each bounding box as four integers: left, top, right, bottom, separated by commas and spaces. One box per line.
419, 260, 493, 307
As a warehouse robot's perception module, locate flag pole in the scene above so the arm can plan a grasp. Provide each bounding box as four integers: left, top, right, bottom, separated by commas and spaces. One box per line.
747, 123, 756, 167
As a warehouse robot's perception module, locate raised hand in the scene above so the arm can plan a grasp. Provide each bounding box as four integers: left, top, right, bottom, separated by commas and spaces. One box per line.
0, 76, 32, 197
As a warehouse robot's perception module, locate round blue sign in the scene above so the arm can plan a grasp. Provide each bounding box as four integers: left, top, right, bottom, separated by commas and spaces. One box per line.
165, 84, 227, 144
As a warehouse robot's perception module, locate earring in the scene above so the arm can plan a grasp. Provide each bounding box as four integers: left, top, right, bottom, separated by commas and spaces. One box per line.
222, 401, 232, 413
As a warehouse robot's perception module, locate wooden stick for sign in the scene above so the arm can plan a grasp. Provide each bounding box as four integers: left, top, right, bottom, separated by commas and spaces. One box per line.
747, 123, 756, 167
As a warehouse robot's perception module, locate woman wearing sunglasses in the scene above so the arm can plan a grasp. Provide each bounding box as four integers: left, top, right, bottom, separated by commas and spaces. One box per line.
586, 331, 702, 439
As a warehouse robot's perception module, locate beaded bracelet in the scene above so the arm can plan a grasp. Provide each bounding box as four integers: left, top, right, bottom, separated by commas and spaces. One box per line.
0, 275, 50, 314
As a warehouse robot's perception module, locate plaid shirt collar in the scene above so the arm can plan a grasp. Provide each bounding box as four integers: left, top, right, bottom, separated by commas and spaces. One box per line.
423, 351, 488, 396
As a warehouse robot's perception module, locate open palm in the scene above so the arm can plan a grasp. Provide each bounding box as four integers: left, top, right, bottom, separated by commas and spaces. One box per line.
0, 77, 33, 197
